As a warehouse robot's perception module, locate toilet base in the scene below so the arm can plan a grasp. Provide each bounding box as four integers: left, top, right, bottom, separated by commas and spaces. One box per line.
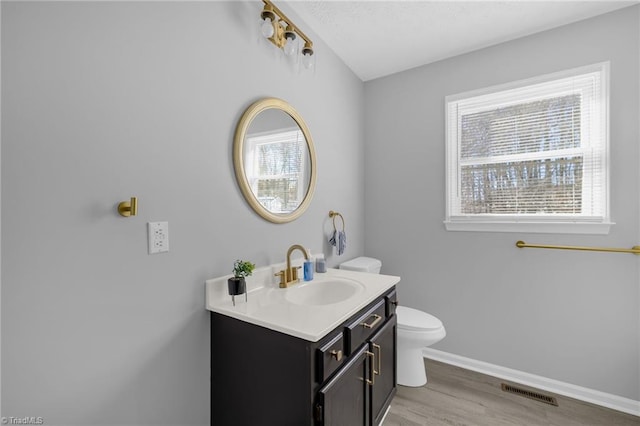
397, 347, 427, 387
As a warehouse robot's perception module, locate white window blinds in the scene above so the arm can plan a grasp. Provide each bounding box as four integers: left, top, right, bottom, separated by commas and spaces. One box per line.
445, 62, 610, 234
245, 129, 307, 213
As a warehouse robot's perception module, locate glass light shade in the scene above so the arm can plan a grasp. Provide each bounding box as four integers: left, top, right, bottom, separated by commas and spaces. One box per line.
261, 17, 274, 38
283, 36, 297, 56
302, 52, 315, 69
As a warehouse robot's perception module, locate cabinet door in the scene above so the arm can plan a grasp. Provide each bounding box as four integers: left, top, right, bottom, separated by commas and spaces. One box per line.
316, 344, 371, 426
370, 316, 397, 426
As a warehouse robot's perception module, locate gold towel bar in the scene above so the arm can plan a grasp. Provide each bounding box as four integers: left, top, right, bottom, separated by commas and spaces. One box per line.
516, 240, 640, 255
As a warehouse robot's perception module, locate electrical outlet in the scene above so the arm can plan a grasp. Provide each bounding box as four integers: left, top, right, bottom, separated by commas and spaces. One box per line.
148, 221, 169, 254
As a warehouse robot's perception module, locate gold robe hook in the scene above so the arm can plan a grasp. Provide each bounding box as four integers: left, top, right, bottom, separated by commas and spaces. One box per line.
118, 197, 138, 217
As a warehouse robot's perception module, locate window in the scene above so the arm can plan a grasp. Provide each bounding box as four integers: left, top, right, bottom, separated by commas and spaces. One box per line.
445, 62, 610, 234
245, 128, 308, 214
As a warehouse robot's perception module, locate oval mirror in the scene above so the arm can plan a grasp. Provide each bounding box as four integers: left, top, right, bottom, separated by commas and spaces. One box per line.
233, 98, 317, 223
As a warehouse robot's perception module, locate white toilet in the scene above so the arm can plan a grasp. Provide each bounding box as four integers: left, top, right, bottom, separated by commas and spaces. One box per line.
339, 257, 446, 388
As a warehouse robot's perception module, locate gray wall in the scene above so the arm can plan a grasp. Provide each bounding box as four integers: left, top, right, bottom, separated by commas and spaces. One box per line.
364, 6, 639, 400
1, 2, 364, 425
3, 1, 639, 424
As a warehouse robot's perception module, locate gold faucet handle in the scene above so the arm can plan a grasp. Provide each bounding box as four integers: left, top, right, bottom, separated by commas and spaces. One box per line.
290, 266, 302, 282
274, 270, 286, 287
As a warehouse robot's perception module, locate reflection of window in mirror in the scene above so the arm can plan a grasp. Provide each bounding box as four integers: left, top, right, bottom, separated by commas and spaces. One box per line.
245, 128, 307, 214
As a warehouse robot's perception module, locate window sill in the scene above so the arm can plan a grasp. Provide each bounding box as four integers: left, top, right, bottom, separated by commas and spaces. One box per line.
444, 220, 613, 235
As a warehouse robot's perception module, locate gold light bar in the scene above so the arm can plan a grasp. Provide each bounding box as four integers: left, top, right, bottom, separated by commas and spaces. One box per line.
516, 240, 640, 255
262, 0, 313, 49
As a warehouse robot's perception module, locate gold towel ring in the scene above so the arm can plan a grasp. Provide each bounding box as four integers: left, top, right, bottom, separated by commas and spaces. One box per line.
329, 210, 345, 232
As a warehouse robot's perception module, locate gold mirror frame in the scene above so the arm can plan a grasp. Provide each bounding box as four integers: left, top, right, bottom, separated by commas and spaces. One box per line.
233, 98, 317, 224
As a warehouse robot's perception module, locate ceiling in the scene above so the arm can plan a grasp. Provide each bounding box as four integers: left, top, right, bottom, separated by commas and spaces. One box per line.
285, 0, 638, 81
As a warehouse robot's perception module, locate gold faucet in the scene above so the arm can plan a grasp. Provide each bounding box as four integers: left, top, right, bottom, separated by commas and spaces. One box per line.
274, 244, 310, 288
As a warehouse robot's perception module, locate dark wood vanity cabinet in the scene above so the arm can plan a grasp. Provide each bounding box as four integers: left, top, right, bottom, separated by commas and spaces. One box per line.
210, 286, 397, 426
369, 316, 397, 425
316, 344, 371, 425
317, 314, 397, 425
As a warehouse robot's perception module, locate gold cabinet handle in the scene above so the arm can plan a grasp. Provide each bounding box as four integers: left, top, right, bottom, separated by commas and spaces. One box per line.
329, 349, 343, 362
365, 351, 375, 386
360, 314, 382, 329
373, 343, 381, 376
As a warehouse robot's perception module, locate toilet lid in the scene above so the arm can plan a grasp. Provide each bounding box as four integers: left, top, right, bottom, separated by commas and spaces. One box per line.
396, 306, 443, 331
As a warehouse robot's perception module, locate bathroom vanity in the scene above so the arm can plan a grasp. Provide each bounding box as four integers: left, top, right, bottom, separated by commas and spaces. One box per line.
206, 267, 400, 425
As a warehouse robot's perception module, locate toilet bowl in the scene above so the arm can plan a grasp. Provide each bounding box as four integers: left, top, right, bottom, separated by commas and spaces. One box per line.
396, 306, 446, 387
339, 257, 446, 388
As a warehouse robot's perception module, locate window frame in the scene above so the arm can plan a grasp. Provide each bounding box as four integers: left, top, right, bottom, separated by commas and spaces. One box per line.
245, 127, 308, 214
444, 62, 611, 234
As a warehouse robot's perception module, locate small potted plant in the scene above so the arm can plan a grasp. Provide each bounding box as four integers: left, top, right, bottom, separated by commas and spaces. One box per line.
228, 259, 255, 297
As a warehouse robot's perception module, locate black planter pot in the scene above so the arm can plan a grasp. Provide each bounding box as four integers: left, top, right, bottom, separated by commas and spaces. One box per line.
228, 277, 246, 296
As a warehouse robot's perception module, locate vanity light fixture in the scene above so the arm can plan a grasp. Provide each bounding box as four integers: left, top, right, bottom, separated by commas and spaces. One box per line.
260, 0, 315, 69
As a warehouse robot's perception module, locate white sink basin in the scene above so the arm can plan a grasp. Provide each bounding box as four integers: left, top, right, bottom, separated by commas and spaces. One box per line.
285, 278, 365, 306
206, 267, 401, 341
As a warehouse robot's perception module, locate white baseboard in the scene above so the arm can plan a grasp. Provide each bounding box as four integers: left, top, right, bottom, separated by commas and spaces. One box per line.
422, 348, 640, 417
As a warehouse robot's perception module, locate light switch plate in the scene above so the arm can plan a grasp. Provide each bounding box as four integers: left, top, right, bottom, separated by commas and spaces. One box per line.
148, 221, 169, 254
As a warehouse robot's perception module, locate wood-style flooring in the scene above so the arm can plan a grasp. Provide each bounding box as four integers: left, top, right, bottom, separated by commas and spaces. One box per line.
384, 359, 639, 426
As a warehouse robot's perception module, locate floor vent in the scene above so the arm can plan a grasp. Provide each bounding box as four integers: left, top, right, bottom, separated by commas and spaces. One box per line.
501, 383, 559, 406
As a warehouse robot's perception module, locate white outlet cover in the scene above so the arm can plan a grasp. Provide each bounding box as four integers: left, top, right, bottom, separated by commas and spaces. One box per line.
148, 221, 169, 254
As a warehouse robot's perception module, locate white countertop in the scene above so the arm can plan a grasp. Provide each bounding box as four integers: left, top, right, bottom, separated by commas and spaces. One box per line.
205, 266, 400, 342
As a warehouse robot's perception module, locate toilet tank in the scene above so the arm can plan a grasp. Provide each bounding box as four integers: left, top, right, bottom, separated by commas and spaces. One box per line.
339, 257, 382, 274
